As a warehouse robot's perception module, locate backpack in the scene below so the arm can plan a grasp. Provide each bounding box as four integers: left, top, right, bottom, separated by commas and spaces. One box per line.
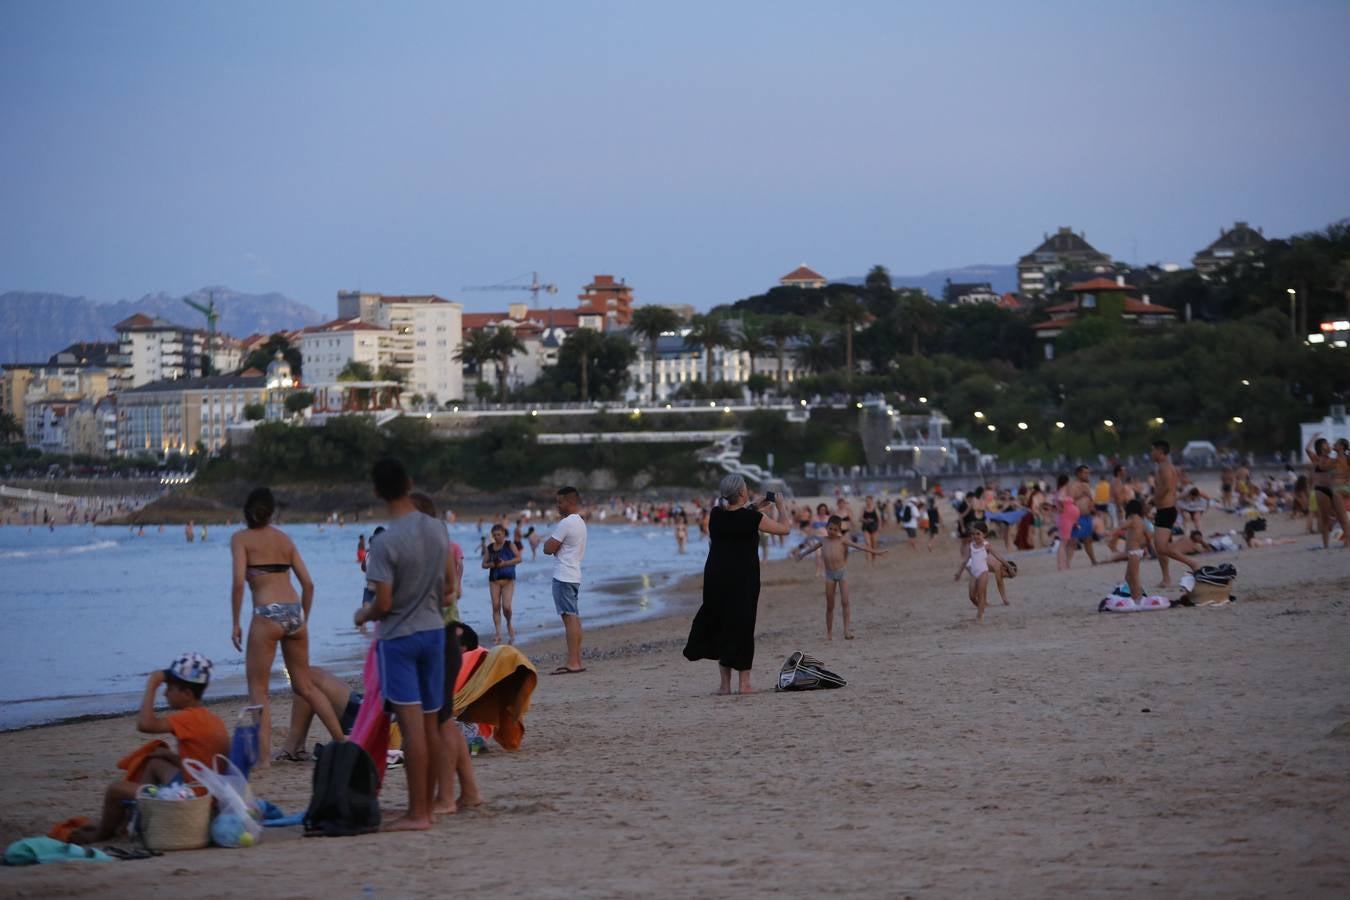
775, 651, 847, 692
900, 503, 913, 523
303, 742, 381, 837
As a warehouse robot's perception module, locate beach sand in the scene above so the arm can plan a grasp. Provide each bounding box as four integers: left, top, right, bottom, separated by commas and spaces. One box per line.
1, 510, 1348, 898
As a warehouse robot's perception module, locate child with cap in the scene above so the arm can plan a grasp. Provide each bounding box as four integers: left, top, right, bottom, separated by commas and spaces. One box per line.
70, 652, 230, 844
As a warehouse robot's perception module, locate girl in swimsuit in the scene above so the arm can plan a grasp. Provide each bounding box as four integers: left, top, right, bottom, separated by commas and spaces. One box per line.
1306, 435, 1350, 549
483, 523, 523, 644
1054, 475, 1078, 570
230, 487, 345, 764
675, 513, 688, 554
860, 496, 881, 564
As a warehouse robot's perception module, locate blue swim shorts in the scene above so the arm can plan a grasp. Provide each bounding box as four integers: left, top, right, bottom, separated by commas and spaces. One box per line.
552, 578, 580, 617
1071, 514, 1095, 540
377, 628, 445, 712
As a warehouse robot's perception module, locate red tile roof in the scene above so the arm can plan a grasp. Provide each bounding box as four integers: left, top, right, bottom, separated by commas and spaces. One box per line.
1043, 300, 1080, 314
1032, 316, 1079, 332
377, 294, 451, 305
780, 265, 825, 283
1068, 277, 1135, 292
1123, 298, 1176, 316
299, 317, 387, 335
463, 307, 583, 333
997, 293, 1021, 310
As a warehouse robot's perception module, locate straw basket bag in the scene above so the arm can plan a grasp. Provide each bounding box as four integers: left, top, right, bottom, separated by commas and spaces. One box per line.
134, 783, 212, 851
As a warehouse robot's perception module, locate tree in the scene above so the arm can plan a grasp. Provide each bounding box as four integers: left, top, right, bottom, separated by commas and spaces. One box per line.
243, 334, 302, 378
486, 326, 527, 400
376, 363, 406, 408
864, 264, 893, 295
337, 360, 374, 381
454, 329, 497, 400
0, 412, 21, 444
684, 314, 734, 384
734, 320, 770, 385
896, 291, 940, 356
763, 315, 802, 390
409, 393, 425, 409
795, 330, 835, 375
630, 305, 683, 403
242, 403, 266, 421
284, 390, 314, 418
563, 327, 606, 401
746, 373, 773, 400
826, 292, 867, 382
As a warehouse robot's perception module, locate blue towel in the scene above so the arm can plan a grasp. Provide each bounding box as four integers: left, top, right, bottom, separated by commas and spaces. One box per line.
4, 837, 112, 865
257, 799, 305, 828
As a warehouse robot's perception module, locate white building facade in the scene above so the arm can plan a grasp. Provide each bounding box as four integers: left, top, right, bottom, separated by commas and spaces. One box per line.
334, 292, 464, 403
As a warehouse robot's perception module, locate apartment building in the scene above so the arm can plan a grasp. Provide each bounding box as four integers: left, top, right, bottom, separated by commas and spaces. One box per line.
334, 291, 464, 403
116, 374, 277, 458
1193, 221, 1268, 278
1016, 228, 1113, 298
296, 318, 392, 386
114, 314, 209, 388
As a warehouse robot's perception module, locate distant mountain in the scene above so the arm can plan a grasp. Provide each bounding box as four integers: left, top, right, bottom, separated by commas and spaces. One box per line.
0, 286, 326, 364
837, 264, 1018, 299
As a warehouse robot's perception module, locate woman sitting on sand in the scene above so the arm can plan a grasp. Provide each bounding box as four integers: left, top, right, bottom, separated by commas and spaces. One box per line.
230, 488, 346, 764
683, 474, 793, 695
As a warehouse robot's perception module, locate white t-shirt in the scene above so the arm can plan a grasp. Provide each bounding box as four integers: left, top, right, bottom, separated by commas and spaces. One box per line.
549, 513, 588, 584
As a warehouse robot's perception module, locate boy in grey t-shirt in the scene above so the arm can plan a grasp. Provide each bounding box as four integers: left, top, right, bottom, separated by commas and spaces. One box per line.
354, 457, 451, 831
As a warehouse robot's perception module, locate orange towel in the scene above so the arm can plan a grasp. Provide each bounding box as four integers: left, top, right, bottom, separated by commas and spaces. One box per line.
452, 646, 537, 751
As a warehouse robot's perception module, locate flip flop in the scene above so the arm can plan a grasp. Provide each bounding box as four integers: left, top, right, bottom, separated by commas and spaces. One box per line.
549, 666, 586, 675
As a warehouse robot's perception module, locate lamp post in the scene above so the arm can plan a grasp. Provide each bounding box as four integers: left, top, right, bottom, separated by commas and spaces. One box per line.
1287, 288, 1296, 339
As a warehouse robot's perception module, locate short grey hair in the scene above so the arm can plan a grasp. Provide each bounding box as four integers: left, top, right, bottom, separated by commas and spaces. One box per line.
718, 473, 747, 502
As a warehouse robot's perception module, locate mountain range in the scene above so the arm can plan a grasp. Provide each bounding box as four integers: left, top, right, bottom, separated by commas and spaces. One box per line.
0, 287, 327, 364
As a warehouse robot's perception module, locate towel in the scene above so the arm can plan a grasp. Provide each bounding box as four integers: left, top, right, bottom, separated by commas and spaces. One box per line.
452, 645, 538, 751
349, 639, 391, 788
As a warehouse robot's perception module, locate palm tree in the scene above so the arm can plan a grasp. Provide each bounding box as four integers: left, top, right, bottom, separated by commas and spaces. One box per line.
762, 316, 801, 390
376, 363, 406, 408
795, 330, 835, 375
827, 292, 867, 382
684, 314, 733, 385
897, 290, 940, 356
629, 306, 682, 403
565, 327, 605, 401
487, 326, 527, 400
454, 329, 497, 404
734, 320, 770, 386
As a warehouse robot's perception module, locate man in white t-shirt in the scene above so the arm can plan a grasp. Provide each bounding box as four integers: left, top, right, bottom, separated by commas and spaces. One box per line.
543, 485, 588, 674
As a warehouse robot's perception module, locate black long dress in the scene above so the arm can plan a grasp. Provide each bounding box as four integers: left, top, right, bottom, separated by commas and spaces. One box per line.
683, 505, 763, 671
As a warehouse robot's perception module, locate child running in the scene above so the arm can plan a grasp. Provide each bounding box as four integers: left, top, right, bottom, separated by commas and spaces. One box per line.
953, 523, 1010, 623
792, 515, 887, 640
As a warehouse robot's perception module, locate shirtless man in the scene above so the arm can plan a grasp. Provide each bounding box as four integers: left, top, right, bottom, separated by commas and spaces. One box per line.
1151, 439, 1201, 586
1069, 465, 1099, 565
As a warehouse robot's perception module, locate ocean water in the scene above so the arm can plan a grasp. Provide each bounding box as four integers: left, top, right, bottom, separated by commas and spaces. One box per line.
0, 520, 774, 730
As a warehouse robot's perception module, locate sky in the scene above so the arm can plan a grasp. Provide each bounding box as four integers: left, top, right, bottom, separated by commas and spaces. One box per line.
2, 0, 1349, 317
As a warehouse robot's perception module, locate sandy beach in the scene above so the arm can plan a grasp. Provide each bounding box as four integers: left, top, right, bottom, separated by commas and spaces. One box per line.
2, 509, 1348, 898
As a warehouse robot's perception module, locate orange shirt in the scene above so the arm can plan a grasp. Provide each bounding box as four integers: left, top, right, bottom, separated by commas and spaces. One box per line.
118, 706, 230, 782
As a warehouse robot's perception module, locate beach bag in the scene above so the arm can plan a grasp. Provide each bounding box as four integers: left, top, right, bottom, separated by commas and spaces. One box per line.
132, 782, 212, 851
303, 742, 381, 837
182, 756, 263, 848
228, 705, 262, 779
775, 651, 847, 692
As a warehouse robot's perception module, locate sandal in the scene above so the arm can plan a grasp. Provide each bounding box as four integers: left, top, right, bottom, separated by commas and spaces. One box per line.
272, 749, 313, 763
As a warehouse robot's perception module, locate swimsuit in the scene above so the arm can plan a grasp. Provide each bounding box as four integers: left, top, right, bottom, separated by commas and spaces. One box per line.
861, 511, 879, 533
825, 569, 846, 583
253, 602, 304, 635
1127, 548, 1146, 559
1071, 514, 1094, 540
246, 562, 291, 579
965, 543, 989, 577
487, 544, 517, 581
1154, 506, 1178, 529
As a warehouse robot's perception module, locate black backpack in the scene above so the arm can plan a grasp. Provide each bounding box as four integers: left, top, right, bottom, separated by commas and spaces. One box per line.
303, 742, 381, 837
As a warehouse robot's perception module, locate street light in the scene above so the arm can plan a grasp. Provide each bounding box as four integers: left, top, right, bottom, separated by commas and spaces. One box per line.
986, 424, 996, 432
973, 410, 985, 419
1232, 416, 1244, 424
1103, 419, 1114, 428
918, 396, 928, 403
1017, 421, 1028, 430
1055, 421, 1066, 429
1240, 379, 1250, 386
1287, 288, 1296, 338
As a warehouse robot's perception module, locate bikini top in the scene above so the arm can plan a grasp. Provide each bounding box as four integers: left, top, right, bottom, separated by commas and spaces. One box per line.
246, 562, 291, 578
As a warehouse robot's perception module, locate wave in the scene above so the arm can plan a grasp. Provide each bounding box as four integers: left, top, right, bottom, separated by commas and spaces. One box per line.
0, 539, 120, 559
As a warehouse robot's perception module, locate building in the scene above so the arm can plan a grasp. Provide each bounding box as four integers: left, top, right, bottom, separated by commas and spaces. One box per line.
1193, 221, 1268, 277
942, 281, 1000, 305
779, 265, 827, 289
461, 303, 579, 392
1033, 277, 1178, 358
333, 291, 464, 403
116, 374, 280, 458
624, 321, 809, 402
114, 314, 210, 388
577, 275, 634, 329
0, 365, 35, 428
296, 318, 393, 387
1017, 228, 1113, 298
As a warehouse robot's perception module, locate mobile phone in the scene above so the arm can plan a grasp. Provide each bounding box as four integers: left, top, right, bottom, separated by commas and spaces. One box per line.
766, 491, 777, 502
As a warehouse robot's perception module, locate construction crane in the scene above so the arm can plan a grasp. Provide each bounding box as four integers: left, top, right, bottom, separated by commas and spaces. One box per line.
461, 271, 559, 308
182, 291, 219, 377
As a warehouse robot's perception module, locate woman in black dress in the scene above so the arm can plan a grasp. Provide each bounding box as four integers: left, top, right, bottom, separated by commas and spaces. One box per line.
683, 474, 793, 694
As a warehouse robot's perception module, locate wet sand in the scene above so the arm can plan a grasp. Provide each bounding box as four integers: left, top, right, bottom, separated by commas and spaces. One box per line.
1, 509, 1348, 897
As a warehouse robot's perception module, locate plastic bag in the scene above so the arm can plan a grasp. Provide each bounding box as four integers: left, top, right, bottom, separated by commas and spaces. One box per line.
182, 756, 263, 848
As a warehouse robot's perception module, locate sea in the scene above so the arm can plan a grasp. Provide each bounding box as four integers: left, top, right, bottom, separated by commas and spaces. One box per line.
0, 520, 786, 731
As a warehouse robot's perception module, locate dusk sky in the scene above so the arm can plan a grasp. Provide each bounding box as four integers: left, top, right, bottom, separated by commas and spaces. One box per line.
3, 1, 1348, 316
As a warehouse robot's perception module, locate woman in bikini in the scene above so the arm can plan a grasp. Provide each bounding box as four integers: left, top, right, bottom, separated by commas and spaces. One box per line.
1306, 435, 1350, 549
230, 487, 345, 764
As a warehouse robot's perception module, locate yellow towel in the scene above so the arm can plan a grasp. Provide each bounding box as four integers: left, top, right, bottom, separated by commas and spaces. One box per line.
452, 645, 538, 751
